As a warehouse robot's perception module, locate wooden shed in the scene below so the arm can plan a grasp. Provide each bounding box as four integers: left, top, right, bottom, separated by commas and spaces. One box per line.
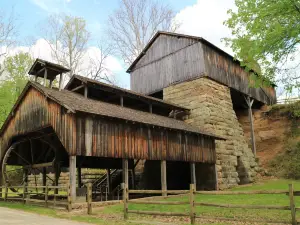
0, 59, 223, 201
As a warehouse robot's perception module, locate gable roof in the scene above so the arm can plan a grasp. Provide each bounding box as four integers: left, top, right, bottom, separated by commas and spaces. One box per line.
65, 74, 190, 112
127, 31, 239, 73
0, 81, 224, 140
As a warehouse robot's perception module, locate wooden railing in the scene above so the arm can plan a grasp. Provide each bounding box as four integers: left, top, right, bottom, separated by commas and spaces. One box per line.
0, 184, 72, 211
123, 183, 298, 225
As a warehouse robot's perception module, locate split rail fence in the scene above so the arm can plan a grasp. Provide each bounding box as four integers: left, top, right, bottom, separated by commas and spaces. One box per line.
0, 184, 72, 211
123, 183, 299, 225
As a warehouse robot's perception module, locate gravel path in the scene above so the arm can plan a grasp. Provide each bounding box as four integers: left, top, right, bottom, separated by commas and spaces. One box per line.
0, 207, 91, 225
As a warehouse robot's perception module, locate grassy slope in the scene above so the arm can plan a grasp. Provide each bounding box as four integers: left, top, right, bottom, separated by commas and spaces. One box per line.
1, 179, 299, 224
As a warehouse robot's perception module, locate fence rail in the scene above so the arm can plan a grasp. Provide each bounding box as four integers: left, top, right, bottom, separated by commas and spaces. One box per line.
0, 184, 71, 210
123, 183, 298, 225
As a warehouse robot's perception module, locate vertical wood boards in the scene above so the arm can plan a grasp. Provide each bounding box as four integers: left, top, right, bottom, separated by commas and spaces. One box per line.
69, 156, 76, 201
130, 34, 276, 105
0, 87, 216, 164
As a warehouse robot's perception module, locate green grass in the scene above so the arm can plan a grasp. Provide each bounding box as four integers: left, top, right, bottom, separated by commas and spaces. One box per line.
102, 179, 300, 223
1, 179, 299, 224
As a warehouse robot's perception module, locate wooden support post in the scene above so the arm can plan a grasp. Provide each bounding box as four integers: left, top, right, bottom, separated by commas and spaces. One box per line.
77, 167, 82, 188
289, 184, 296, 225
87, 183, 92, 215
42, 168, 46, 193
49, 80, 53, 88
84, 85, 88, 98
149, 104, 152, 113
59, 73, 63, 91
122, 182, 128, 220
54, 163, 60, 195
245, 96, 256, 156
190, 184, 195, 225
123, 159, 128, 188
69, 156, 76, 202
107, 169, 111, 194
67, 183, 72, 212
43, 68, 48, 87
45, 185, 48, 207
190, 162, 196, 188
161, 160, 167, 196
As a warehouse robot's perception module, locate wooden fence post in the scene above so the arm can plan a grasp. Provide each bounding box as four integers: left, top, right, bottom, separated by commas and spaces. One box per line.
4, 183, 8, 201
87, 183, 92, 215
122, 183, 128, 220
289, 184, 296, 225
67, 184, 72, 212
190, 184, 195, 225
45, 185, 48, 208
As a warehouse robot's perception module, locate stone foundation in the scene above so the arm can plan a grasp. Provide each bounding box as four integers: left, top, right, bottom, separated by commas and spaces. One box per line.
164, 77, 258, 189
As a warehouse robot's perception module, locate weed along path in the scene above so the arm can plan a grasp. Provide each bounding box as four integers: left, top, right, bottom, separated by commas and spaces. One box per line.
0, 207, 90, 225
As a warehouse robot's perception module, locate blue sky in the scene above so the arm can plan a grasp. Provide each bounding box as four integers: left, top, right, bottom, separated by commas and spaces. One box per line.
0, 0, 236, 88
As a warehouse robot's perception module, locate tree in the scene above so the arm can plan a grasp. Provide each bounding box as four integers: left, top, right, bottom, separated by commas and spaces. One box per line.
0, 52, 33, 126
0, 9, 17, 76
107, 0, 180, 65
85, 41, 116, 84
43, 14, 90, 79
224, 0, 300, 91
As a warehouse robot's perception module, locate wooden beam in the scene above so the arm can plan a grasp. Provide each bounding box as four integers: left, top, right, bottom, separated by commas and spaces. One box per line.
190, 162, 196, 187
71, 84, 85, 92
43, 68, 48, 87
69, 156, 76, 201
161, 160, 167, 196
36, 67, 45, 75
24, 162, 53, 169
59, 73, 63, 91
244, 96, 256, 156
77, 167, 82, 188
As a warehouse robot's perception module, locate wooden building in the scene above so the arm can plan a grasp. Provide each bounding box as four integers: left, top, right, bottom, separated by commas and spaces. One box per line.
0, 59, 223, 201
127, 32, 277, 189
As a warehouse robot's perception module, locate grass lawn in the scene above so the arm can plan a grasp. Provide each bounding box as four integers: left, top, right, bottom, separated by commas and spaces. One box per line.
0, 179, 300, 225
101, 179, 300, 224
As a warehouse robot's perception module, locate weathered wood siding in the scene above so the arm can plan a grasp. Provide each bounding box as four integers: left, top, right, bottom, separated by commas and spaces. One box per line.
0, 87, 216, 163
201, 43, 276, 105
131, 35, 206, 95
130, 34, 276, 105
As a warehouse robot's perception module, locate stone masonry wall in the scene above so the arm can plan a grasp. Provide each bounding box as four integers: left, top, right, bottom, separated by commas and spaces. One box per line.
164, 77, 258, 189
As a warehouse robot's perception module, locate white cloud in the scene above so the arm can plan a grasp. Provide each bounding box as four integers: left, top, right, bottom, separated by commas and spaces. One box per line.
175, 0, 235, 55
1, 38, 123, 85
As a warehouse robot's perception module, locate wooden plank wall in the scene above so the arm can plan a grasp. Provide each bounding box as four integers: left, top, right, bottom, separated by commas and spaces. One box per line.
202, 43, 276, 105
0, 88, 216, 164
130, 35, 276, 105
